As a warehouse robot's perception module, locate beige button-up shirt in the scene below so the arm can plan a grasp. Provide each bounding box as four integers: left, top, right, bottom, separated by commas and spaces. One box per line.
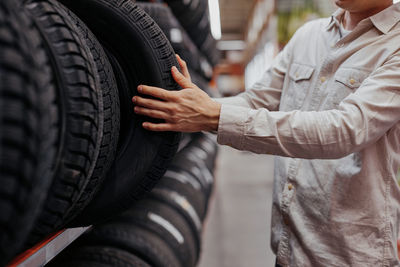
216, 4, 400, 267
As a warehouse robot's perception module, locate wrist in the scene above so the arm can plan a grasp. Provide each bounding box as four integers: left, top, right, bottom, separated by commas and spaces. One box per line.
206, 101, 222, 132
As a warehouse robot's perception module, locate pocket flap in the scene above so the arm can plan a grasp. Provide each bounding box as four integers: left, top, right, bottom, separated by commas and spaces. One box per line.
289, 63, 314, 82
334, 68, 368, 89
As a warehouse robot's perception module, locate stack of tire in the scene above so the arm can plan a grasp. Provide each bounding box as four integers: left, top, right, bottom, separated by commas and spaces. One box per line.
163, 0, 221, 67
1, 0, 183, 264
136, 0, 221, 82
48, 132, 218, 267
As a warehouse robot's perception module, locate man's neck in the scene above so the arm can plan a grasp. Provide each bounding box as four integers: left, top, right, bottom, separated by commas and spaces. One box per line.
343, 3, 393, 30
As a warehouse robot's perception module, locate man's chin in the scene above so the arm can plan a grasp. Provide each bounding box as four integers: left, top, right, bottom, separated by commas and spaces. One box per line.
334, 0, 352, 10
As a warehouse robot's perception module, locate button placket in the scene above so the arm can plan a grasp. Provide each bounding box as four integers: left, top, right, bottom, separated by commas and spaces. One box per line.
277, 160, 299, 265
309, 55, 336, 110
277, 228, 291, 266
281, 181, 295, 223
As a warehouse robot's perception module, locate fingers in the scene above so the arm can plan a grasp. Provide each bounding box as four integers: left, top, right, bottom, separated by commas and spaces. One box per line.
142, 122, 176, 132
172, 66, 192, 88
137, 85, 177, 101
176, 54, 191, 81
134, 106, 169, 120
132, 95, 172, 111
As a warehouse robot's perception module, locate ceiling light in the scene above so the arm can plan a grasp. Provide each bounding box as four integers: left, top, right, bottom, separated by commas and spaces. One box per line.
208, 0, 222, 40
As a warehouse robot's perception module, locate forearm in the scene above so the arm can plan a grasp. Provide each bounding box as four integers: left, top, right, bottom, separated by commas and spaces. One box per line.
217, 95, 399, 159
217, 105, 356, 159
202, 100, 222, 132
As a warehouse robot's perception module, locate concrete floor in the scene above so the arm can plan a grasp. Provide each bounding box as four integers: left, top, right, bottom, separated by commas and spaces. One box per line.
198, 146, 276, 267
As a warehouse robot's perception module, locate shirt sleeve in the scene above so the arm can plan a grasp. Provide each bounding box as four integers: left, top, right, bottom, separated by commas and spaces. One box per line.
217, 53, 400, 159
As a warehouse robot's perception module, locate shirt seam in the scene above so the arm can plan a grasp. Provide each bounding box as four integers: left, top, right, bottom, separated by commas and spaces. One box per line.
383, 171, 391, 267
239, 109, 249, 149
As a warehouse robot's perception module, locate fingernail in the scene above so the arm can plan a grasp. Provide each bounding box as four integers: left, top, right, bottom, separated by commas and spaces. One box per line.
172, 66, 178, 72
132, 97, 136, 103
143, 122, 148, 128
138, 85, 143, 92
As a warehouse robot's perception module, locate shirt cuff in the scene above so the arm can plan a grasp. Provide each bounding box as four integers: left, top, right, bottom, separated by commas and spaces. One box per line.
217, 104, 249, 150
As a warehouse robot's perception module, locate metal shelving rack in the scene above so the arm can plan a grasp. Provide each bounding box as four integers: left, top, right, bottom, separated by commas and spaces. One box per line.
7, 227, 91, 267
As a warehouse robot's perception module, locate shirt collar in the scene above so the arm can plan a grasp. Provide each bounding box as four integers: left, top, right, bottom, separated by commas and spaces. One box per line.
326, 8, 345, 31
326, 3, 400, 34
370, 3, 400, 34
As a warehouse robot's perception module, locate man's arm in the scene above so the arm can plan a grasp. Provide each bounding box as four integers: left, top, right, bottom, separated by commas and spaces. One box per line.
131, 39, 291, 133
133, 52, 400, 159
217, 53, 400, 159
131, 24, 302, 133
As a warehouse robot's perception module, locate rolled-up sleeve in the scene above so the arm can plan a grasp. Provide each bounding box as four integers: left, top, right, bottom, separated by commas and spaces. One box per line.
217, 53, 400, 159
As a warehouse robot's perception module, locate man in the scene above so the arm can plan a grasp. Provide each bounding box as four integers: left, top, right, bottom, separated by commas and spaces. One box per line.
132, 0, 400, 266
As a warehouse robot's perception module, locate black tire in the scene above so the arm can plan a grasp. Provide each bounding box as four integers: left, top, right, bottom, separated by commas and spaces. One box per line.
164, 0, 220, 65
48, 246, 151, 267
199, 32, 221, 67
25, 0, 103, 243
118, 199, 198, 267
177, 133, 193, 152
0, 0, 57, 263
186, 8, 211, 48
186, 132, 219, 171
165, 0, 208, 36
189, 68, 213, 96
169, 135, 217, 215
61, 5, 121, 221
136, 2, 203, 78
77, 223, 181, 267
155, 172, 206, 221
150, 186, 203, 257
59, 0, 181, 226
170, 149, 214, 199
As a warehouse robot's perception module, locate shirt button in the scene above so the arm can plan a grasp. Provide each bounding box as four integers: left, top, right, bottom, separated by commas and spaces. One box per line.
331, 43, 335, 48
288, 183, 294, 191
349, 78, 355, 85
320, 77, 326, 83
295, 73, 299, 78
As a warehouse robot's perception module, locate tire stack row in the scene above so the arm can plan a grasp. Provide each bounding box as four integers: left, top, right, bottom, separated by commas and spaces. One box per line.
136, 1, 221, 84
1, 0, 183, 265
164, 0, 221, 67
48, 132, 218, 267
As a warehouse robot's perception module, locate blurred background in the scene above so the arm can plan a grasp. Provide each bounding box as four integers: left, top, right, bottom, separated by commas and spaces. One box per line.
201, 1, 335, 266
212, 0, 336, 96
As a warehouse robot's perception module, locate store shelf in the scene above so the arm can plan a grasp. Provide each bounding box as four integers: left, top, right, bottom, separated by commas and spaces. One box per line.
8, 227, 91, 267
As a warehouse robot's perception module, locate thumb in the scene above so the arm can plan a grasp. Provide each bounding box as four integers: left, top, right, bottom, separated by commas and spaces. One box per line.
172, 66, 192, 88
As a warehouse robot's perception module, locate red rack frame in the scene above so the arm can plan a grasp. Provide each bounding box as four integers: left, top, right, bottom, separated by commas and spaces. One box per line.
7, 227, 90, 267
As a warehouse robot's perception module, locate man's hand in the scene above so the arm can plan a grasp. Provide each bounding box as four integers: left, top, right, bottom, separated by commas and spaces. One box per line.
132, 55, 222, 133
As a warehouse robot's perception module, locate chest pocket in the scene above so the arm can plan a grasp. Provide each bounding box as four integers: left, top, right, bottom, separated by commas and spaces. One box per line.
283, 63, 314, 110
330, 68, 369, 107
